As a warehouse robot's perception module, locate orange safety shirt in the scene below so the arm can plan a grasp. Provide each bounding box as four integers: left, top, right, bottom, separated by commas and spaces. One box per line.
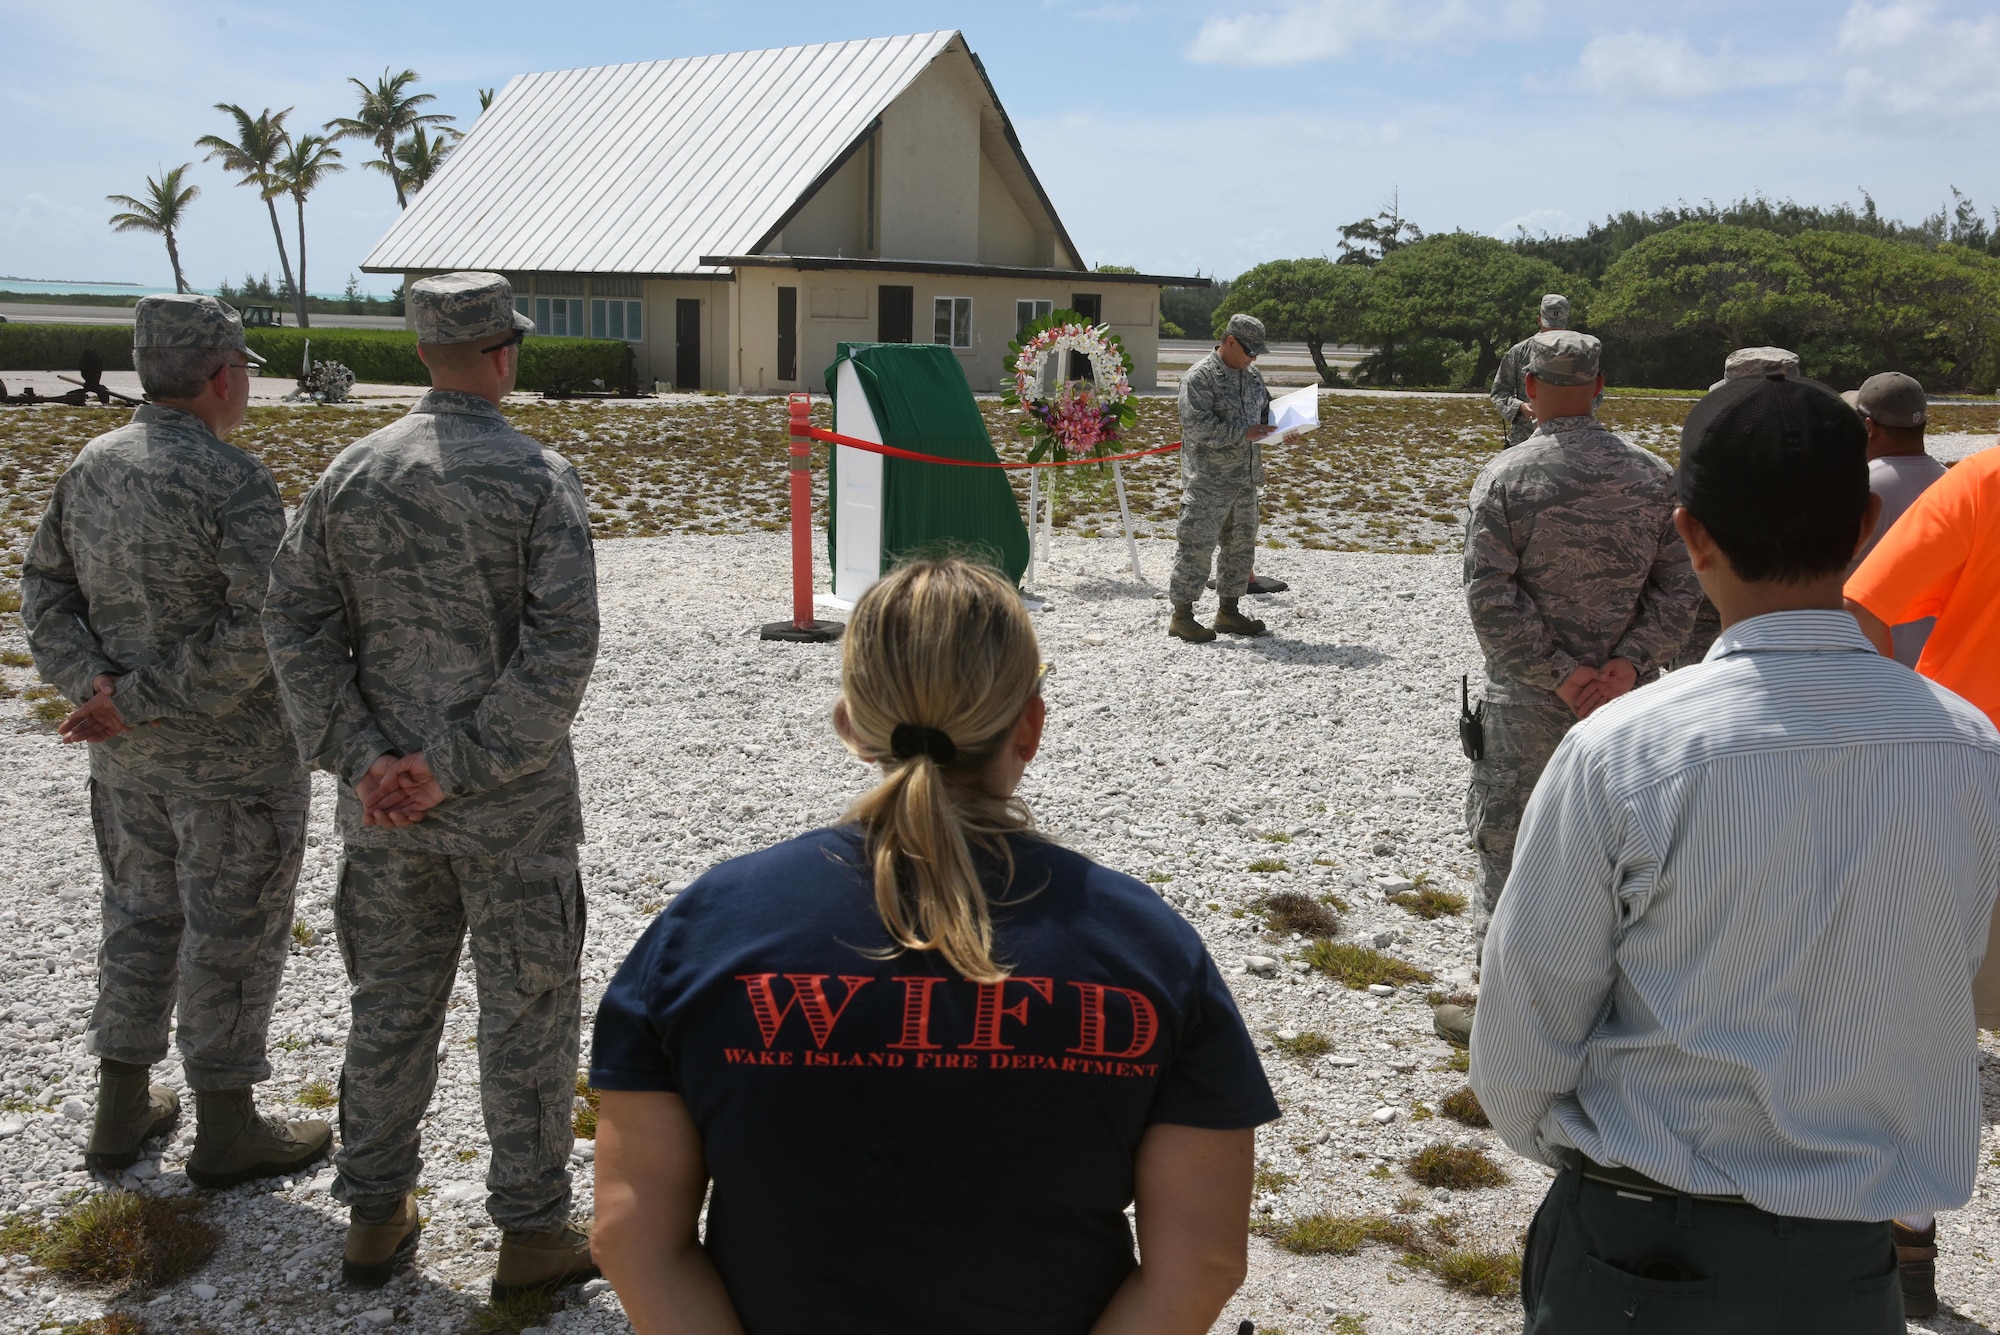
1847, 446, 2000, 727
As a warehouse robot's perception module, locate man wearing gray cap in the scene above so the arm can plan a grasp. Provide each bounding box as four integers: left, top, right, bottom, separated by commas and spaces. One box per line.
1439, 330, 1700, 1044
1170, 312, 1277, 642
263, 273, 600, 1295
1489, 294, 1570, 447
21, 294, 332, 1186
1847, 371, 1945, 669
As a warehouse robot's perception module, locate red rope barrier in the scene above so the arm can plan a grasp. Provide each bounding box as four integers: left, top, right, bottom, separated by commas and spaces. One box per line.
799, 424, 1183, 469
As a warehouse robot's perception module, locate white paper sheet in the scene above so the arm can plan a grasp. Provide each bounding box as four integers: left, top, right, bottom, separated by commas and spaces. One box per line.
1263, 384, 1320, 443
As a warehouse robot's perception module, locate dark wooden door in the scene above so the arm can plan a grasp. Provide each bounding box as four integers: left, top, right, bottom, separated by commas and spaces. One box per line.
1068, 292, 1103, 380
777, 286, 797, 382
675, 299, 701, 390
878, 285, 914, 343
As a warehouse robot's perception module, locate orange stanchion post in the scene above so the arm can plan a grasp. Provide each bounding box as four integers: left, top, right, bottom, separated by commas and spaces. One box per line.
759, 392, 843, 643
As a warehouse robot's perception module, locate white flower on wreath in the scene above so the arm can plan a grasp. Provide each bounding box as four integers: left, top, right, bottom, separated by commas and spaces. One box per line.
1012, 323, 1131, 405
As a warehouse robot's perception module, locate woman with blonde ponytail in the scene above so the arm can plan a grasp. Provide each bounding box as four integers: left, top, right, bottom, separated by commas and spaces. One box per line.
589, 558, 1276, 1335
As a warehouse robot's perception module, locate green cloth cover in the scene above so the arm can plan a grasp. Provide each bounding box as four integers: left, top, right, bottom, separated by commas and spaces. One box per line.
826, 343, 1029, 585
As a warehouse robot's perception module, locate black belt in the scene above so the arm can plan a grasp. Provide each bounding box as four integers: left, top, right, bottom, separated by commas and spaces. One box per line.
1580, 1157, 1752, 1207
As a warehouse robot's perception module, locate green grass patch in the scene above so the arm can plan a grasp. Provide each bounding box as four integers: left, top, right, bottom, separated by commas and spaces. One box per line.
2, 1193, 217, 1291
469, 1288, 560, 1334
1440, 1086, 1489, 1128
29, 697, 68, 724
1261, 831, 1293, 843
0, 650, 31, 667
1440, 1048, 1470, 1073
1268, 1030, 1333, 1060
1253, 1165, 1296, 1193
1389, 874, 1467, 920
1406, 1144, 1509, 1190
295, 1080, 336, 1110
290, 922, 316, 949
1301, 940, 1433, 990
1264, 1213, 1424, 1256
1423, 1246, 1523, 1298
574, 1075, 601, 1140
1261, 891, 1342, 938
1247, 859, 1289, 874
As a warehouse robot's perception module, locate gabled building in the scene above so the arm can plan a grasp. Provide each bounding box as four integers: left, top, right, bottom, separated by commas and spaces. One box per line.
360, 31, 1203, 394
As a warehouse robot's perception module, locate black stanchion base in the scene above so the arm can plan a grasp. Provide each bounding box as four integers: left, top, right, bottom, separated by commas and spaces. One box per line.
759, 619, 845, 643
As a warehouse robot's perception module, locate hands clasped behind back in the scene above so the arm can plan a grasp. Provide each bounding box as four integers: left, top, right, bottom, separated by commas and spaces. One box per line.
357, 751, 447, 827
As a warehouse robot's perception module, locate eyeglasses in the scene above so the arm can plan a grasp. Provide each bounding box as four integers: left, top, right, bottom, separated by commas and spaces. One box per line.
226, 360, 261, 378
481, 329, 526, 355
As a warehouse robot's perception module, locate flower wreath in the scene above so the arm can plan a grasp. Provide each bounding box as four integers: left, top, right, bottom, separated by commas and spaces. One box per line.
1000, 309, 1138, 462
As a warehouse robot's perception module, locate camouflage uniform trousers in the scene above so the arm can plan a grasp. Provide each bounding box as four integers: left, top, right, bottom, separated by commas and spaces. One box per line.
1668, 598, 1723, 671
1465, 689, 1577, 950
1169, 476, 1259, 606
332, 843, 585, 1234
85, 777, 310, 1090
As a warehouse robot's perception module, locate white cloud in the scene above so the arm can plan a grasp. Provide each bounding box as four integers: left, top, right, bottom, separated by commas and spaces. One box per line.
1572, 31, 1803, 101
1835, 1, 2000, 129
1187, 0, 1540, 68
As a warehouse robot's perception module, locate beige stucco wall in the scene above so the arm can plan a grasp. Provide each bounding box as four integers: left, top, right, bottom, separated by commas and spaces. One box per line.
727, 266, 1160, 395
778, 147, 870, 258
638, 279, 732, 392
876, 63, 979, 262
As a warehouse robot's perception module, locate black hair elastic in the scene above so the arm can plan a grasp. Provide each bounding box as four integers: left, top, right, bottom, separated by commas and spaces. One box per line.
889, 724, 958, 766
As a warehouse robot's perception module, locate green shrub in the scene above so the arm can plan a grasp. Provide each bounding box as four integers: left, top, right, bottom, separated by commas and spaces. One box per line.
0, 322, 625, 393
0, 324, 136, 373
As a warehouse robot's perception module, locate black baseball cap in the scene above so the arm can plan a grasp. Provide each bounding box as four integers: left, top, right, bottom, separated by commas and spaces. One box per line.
1678, 373, 1868, 579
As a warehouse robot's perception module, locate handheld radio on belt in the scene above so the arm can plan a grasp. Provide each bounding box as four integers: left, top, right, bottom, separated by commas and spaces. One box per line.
1459, 674, 1486, 761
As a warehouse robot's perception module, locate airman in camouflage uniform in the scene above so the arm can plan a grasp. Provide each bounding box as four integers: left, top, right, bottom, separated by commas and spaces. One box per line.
1461, 331, 1700, 951
1170, 313, 1273, 642
20, 294, 331, 1185
1489, 294, 1572, 447
262, 273, 601, 1295
1668, 347, 1804, 670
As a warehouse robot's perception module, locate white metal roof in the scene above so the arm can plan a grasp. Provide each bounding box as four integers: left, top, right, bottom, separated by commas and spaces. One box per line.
360, 32, 989, 278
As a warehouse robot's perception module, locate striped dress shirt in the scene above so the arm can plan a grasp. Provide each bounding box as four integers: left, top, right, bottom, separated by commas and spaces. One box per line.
1471, 609, 2000, 1221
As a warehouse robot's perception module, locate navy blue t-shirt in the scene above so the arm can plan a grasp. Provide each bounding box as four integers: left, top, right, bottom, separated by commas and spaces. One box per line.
590, 826, 1278, 1335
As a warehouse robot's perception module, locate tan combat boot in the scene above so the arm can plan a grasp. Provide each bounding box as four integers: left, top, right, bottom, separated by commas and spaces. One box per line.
1168, 603, 1216, 644
344, 1192, 421, 1289
185, 1088, 332, 1189
84, 1059, 180, 1174
1212, 598, 1268, 637
492, 1222, 599, 1300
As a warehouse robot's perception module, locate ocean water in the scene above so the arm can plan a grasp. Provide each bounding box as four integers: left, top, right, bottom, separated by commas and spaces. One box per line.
0, 278, 365, 299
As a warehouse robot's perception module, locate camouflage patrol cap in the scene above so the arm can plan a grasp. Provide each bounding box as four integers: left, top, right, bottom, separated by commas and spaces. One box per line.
1223, 313, 1269, 357
1725, 347, 1800, 381
1526, 329, 1600, 386
1538, 293, 1570, 328
410, 271, 535, 346
132, 293, 265, 365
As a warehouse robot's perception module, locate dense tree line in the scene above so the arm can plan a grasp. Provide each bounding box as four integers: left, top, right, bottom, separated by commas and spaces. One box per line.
1202, 192, 2000, 392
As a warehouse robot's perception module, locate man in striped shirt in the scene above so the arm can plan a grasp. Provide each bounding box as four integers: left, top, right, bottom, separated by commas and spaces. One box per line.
1472, 373, 2000, 1332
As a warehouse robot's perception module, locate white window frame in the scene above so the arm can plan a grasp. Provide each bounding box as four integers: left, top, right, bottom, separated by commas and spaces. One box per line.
933, 295, 972, 350
589, 298, 644, 342
1015, 298, 1053, 337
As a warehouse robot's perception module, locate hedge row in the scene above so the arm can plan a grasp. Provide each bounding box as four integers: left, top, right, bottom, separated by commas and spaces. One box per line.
0, 323, 626, 392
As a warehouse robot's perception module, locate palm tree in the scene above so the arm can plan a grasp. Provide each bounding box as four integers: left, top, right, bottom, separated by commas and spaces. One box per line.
393, 127, 454, 198
266, 134, 344, 329
107, 165, 199, 294
325, 68, 455, 209
477, 87, 495, 113
196, 104, 303, 326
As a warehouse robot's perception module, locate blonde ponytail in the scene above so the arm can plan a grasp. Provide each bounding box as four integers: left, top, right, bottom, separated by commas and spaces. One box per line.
836, 559, 1042, 983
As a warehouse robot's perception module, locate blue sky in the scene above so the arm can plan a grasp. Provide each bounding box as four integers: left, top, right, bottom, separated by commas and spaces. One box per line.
4, 0, 1996, 293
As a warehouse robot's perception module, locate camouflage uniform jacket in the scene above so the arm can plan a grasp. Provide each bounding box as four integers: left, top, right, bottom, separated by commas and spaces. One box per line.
1489, 336, 1537, 446
1464, 414, 1700, 703
262, 391, 599, 855
21, 405, 304, 799
1178, 351, 1270, 487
